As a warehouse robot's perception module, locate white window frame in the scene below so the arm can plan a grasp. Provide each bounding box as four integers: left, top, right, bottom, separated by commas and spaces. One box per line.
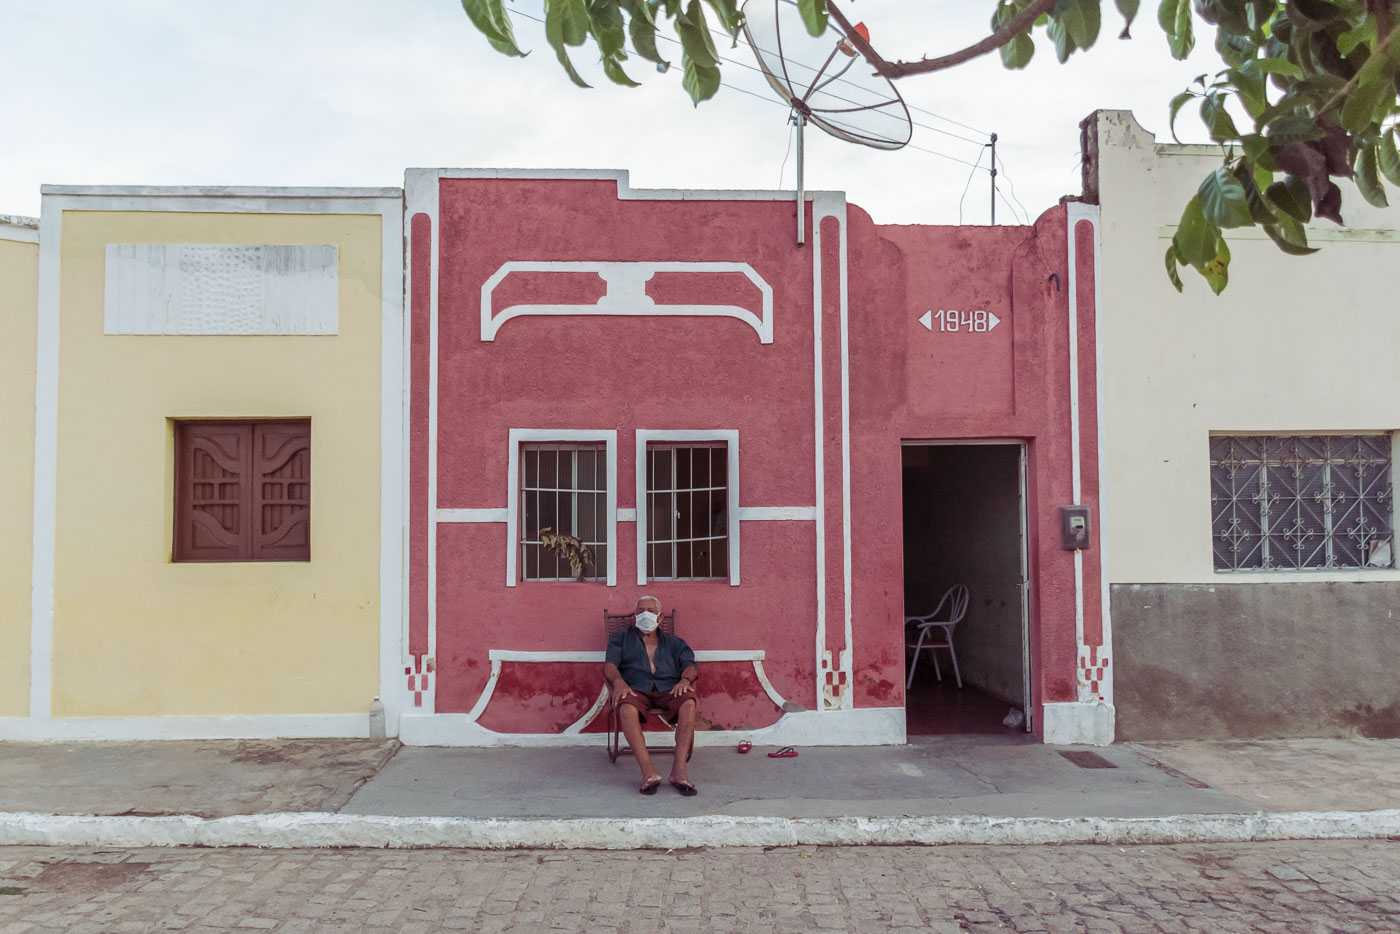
635, 429, 740, 586
507, 429, 617, 586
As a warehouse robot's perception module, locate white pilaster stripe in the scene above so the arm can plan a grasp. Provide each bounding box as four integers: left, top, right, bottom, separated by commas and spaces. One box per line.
29, 198, 61, 719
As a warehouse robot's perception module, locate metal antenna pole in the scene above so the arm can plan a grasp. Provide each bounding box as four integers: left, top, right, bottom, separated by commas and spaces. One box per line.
989, 132, 998, 225
795, 110, 807, 245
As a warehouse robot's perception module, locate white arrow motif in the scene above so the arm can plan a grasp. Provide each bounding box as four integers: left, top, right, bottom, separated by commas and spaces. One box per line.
918, 310, 932, 331
987, 311, 1001, 331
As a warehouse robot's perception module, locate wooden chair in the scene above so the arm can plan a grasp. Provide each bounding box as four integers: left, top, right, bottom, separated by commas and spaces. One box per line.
604, 608, 694, 763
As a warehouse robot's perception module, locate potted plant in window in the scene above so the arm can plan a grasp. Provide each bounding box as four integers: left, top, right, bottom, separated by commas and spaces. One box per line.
539, 527, 594, 582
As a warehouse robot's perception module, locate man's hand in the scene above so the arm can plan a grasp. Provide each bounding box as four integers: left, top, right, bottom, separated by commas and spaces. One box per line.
612, 683, 635, 706
669, 678, 693, 697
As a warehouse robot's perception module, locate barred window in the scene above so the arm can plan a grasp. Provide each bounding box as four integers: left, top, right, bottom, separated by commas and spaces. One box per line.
519, 444, 608, 581
646, 444, 729, 581
1210, 435, 1394, 571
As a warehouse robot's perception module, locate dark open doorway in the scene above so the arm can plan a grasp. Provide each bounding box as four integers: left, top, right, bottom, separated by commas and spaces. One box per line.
902, 443, 1029, 735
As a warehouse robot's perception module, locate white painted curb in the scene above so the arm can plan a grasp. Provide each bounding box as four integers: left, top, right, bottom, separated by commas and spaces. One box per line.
2, 810, 1398, 849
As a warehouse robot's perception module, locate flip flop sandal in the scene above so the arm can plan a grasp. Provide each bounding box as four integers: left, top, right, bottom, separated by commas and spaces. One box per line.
670, 780, 699, 797
737, 741, 753, 754
767, 746, 799, 758
640, 779, 662, 795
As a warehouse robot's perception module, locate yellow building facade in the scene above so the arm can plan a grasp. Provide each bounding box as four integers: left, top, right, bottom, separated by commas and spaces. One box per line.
2, 188, 404, 739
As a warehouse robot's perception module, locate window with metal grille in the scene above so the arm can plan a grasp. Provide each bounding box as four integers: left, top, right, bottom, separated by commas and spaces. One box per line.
645, 444, 729, 581
173, 420, 310, 562
1210, 434, 1394, 571
519, 444, 608, 581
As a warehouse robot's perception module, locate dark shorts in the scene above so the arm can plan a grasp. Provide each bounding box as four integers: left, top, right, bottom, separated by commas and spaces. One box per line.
616, 687, 699, 724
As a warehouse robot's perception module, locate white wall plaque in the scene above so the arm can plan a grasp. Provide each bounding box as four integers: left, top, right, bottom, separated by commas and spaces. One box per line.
104, 244, 339, 335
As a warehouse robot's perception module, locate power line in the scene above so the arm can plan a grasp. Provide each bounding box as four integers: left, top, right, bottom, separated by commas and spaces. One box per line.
995, 153, 1032, 224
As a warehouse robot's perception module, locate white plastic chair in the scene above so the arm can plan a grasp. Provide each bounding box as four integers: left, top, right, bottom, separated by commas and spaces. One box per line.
905, 584, 969, 689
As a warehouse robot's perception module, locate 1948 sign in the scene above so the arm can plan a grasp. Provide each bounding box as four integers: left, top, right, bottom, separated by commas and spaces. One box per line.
917, 309, 1002, 333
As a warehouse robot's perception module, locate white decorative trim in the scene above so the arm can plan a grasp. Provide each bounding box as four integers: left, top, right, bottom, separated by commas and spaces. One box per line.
400, 706, 903, 747
103, 244, 339, 335
506, 429, 618, 587
481, 261, 773, 344
634, 429, 740, 587
0, 714, 369, 741
437, 508, 508, 523
617, 508, 637, 522
737, 506, 816, 521
0, 216, 39, 243
470, 647, 785, 734
1041, 700, 1114, 746
811, 199, 827, 713
28, 187, 406, 730
488, 649, 766, 663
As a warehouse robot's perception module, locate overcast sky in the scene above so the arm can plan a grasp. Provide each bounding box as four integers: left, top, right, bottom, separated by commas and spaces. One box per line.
1, 1, 1227, 225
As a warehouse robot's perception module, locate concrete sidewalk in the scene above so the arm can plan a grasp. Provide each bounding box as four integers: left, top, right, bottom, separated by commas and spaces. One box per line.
2, 735, 1398, 848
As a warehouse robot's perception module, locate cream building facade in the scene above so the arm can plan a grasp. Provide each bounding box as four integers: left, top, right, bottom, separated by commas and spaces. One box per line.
1085, 110, 1400, 739
1, 188, 405, 739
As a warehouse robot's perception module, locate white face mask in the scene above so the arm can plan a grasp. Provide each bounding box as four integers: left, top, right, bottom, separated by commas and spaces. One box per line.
635, 610, 659, 632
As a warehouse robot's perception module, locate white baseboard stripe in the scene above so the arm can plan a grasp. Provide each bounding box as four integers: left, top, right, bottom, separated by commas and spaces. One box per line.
1, 809, 1396, 850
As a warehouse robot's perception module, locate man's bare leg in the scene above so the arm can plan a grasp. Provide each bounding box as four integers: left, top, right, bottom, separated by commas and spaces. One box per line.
619, 704, 662, 790
668, 698, 697, 788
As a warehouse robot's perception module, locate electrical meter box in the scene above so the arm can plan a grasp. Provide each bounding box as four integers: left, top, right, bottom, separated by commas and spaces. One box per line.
1060, 505, 1092, 551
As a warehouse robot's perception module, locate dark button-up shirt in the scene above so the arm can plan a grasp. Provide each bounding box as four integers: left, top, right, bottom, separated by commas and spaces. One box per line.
605, 626, 697, 692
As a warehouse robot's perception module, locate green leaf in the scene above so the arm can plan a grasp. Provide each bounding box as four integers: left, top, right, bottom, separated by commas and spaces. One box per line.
1158, 0, 1194, 60
703, 0, 742, 34
624, 0, 669, 67
1241, 133, 1270, 164
1354, 144, 1390, 207
796, 0, 828, 37
675, 1, 720, 68
1341, 76, 1392, 134
463, 0, 526, 57
1234, 160, 1277, 225
1378, 130, 1400, 186
1337, 19, 1378, 57
1172, 195, 1220, 269
1262, 214, 1319, 255
1059, 0, 1102, 50
1265, 114, 1325, 144
1200, 93, 1241, 141
1265, 177, 1312, 222
602, 56, 642, 87
1164, 242, 1184, 292
1202, 234, 1230, 295
1231, 60, 1266, 117
547, 0, 592, 46
588, 0, 628, 58
1047, 14, 1076, 63
1168, 90, 1194, 142
1198, 165, 1254, 228
1254, 56, 1304, 79
1000, 32, 1036, 68
681, 55, 721, 105
1116, 0, 1140, 33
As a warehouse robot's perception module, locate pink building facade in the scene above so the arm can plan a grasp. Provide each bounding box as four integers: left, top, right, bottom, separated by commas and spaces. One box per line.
401, 170, 1108, 747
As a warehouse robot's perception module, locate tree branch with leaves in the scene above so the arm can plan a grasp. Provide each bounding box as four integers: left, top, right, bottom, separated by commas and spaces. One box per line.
463, 0, 1400, 293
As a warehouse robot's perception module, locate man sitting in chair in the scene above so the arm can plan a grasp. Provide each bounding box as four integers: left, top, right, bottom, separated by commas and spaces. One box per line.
604, 595, 700, 796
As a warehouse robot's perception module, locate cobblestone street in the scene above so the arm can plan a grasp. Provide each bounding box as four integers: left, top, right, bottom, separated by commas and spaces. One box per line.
0, 840, 1397, 933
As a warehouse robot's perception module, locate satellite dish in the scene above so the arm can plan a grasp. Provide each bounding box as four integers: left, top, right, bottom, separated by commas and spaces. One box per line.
741, 0, 912, 244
